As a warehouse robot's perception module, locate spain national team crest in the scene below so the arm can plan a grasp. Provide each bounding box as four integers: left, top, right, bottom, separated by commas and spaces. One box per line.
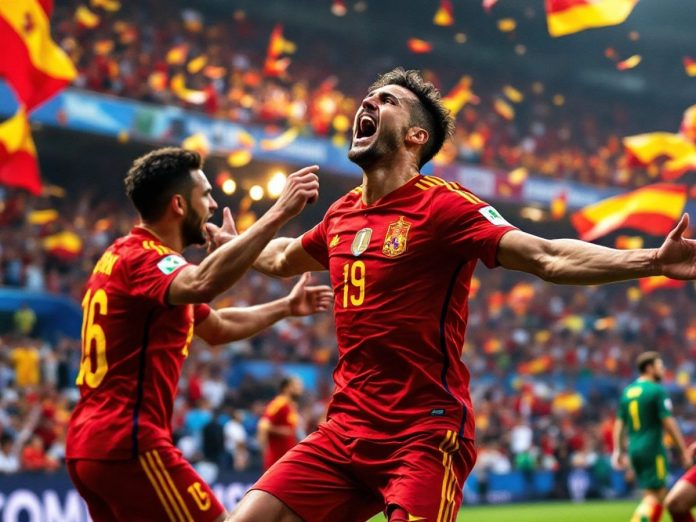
351, 228, 372, 257
382, 216, 411, 257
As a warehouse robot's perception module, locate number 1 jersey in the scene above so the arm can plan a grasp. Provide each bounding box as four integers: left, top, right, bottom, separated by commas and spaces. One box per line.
66, 227, 210, 460
302, 175, 516, 441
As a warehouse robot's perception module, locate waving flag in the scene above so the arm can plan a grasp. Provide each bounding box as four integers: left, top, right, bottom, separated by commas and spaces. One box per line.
0, 106, 41, 195
623, 132, 695, 165
264, 24, 295, 78
433, 0, 455, 26
0, 0, 77, 109
571, 184, 687, 241
546, 0, 639, 37
639, 276, 686, 294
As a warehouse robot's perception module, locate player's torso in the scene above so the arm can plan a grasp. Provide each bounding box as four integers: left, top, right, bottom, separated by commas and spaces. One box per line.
322, 181, 476, 438
67, 236, 195, 459
623, 381, 663, 451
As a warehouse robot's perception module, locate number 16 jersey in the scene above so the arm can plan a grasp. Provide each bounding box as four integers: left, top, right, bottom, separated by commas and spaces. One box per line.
66, 227, 210, 460
301, 175, 516, 441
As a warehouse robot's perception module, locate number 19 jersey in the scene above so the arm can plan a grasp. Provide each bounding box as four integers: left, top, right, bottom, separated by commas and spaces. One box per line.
67, 227, 210, 460
301, 175, 516, 441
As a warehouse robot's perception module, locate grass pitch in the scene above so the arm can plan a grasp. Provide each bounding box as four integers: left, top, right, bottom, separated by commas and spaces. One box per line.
369, 499, 637, 521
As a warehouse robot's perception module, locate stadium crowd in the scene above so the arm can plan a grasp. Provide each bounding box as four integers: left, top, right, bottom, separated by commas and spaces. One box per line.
48, 0, 675, 190
2, 184, 696, 497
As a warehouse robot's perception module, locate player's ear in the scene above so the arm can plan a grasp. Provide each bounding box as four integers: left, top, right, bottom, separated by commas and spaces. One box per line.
405, 126, 428, 147
172, 194, 186, 217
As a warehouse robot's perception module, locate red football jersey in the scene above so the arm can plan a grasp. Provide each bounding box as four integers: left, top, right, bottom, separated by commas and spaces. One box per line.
262, 395, 299, 469
302, 175, 515, 441
66, 227, 210, 460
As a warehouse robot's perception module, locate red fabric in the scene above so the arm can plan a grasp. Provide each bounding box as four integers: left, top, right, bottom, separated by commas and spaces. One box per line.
0, 13, 72, 110
0, 148, 41, 195
68, 446, 224, 522
67, 227, 210, 459
301, 176, 515, 441
651, 503, 664, 522
253, 425, 476, 522
546, 0, 606, 13
262, 395, 299, 470
681, 466, 696, 488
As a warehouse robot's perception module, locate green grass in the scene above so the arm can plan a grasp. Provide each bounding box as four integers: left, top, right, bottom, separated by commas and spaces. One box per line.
368, 500, 638, 521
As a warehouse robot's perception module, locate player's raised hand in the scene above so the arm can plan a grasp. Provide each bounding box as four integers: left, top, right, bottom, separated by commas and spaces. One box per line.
287, 272, 333, 316
205, 207, 237, 253
656, 214, 696, 280
272, 165, 320, 220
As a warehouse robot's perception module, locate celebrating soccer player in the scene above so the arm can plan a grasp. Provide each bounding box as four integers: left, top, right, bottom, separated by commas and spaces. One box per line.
228, 68, 696, 522
612, 352, 690, 522
65, 148, 332, 522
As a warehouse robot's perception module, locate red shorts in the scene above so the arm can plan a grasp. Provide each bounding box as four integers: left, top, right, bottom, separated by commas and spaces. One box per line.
251, 425, 476, 522
67, 446, 224, 522
681, 466, 696, 488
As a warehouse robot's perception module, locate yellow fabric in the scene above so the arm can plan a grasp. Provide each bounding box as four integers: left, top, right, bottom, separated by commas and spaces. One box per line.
0, 106, 36, 156
0, 0, 77, 79
623, 132, 696, 164
547, 0, 638, 37
11, 347, 40, 387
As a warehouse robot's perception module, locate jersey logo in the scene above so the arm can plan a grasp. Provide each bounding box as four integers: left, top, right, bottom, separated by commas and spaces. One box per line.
351, 228, 372, 257
382, 216, 411, 257
329, 234, 340, 249
626, 387, 643, 399
157, 254, 187, 275
479, 205, 511, 226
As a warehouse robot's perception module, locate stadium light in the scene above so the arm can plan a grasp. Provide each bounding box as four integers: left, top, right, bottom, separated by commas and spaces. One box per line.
249, 185, 264, 201
221, 179, 236, 195
267, 171, 287, 199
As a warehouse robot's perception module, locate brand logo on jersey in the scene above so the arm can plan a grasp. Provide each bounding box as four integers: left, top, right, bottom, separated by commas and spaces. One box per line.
351, 228, 372, 257
157, 254, 186, 275
479, 205, 511, 226
430, 408, 446, 416
382, 216, 411, 257
329, 234, 340, 249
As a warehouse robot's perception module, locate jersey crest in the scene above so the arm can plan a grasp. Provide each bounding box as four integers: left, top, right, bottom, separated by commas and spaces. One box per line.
351, 228, 372, 257
382, 216, 411, 257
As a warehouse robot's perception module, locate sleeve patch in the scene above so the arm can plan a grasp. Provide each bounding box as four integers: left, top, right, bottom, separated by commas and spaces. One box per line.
664, 398, 673, 411
157, 254, 187, 275
478, 206, 511, 226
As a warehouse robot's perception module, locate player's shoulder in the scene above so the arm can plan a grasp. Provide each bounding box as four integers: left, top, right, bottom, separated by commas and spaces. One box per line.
265, 396, 289, 416
414, 175, 485, 206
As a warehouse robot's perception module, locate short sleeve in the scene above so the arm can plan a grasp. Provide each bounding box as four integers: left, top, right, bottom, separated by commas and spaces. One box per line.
128, 247, 191, 306
431, 187, 516, 268
301, 220, 329, 269
658, 388, 673, 419
263, 398, 289, 424
193, 304, 211, 325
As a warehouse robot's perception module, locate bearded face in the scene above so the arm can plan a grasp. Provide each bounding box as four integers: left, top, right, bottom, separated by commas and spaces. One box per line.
180, 195, 208, 247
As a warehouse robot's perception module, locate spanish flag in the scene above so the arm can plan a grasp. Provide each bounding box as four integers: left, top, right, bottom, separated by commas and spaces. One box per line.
639, 276, 685, 294
0, 0, 77, 110
623, 132, 695, 165
264, 24, 294, 78
546, 0, 639, 37
0, 106, 41, 195
571, 184, 687, 241
518, 355, 552, 375
43, 230, 83, 260
684, 57, 696, 77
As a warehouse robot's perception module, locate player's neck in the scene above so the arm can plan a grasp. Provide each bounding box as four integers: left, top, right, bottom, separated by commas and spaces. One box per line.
361, 160, 419, 205
139, 222, 184, 253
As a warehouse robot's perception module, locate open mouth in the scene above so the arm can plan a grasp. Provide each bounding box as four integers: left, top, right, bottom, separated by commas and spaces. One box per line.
355, 114, 378, 141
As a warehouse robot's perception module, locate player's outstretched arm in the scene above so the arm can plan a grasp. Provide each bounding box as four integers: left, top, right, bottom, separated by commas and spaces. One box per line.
194, 273, 333, 345
497, 214, 696, 285
253, 236, 325, 278
168, 166, 320, 305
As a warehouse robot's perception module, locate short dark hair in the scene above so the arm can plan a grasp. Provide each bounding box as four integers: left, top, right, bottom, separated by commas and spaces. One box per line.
124, 147, 203, 221
280, 376, 293, 392
637, 351, 661, 374
368, 67, 454, 168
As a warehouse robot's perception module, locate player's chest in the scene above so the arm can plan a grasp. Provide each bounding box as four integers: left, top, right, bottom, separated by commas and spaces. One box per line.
324, 211, 433, 293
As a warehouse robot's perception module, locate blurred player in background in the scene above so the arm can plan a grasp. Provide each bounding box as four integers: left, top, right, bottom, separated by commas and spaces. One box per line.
666, 440, 696, 522
65, 147, 330, 522
227, 68, 696, 522
257, 376, 303, 470
612, 351, 690, 522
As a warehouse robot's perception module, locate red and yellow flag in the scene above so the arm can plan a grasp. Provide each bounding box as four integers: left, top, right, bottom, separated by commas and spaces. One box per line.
684, 57, 696, 77
546, 0, 639, 37
623, 132, 695, 165
433, 0, 454, 26
264, 24, 295, 78
0, 106, 41, 195
0, 0, 77, 109
638, 276, 686, 294
571, 184, 687, 241
519, 355, 552, 375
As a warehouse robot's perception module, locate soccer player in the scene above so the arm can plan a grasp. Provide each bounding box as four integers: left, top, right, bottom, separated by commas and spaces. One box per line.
665, 442, 696, 522
612, 352, 690, 522
228, 68, 696, 522
257, 376, 304, 470
65, 148, 330, 522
